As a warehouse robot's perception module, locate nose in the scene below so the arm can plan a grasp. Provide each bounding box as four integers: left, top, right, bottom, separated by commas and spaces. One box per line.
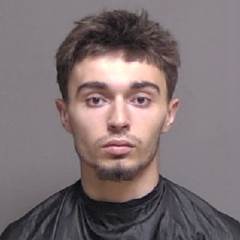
107, 98, 130, 133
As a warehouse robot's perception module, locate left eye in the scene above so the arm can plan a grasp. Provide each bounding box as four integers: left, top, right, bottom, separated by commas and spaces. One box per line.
130, 96, 151, 107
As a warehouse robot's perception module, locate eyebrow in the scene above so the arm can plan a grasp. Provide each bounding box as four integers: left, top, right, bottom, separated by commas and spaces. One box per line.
130, 81, 160, 94
76, 81, 108, 95
76, 80, 160, 95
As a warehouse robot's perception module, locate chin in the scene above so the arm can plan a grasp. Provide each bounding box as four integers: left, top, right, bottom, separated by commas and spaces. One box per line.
96, 167, 138, 181
95, 159, 150, 182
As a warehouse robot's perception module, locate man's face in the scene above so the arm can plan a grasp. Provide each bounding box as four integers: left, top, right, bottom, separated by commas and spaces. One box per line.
56, 54, 179, 181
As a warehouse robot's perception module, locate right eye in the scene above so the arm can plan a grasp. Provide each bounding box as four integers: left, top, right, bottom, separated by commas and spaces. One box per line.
85, 95, 107, 107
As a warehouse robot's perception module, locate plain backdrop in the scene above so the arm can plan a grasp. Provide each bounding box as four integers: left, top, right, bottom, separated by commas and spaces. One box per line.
0, 0, 239, 233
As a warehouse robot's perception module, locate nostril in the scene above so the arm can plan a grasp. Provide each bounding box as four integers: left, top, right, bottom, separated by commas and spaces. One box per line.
107, 121, 130, 133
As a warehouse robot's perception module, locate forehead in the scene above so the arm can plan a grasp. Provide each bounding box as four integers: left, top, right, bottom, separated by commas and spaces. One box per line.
69, 55, 167, 91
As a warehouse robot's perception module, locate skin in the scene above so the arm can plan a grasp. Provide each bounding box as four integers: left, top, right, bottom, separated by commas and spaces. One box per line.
56, 54, 179, 202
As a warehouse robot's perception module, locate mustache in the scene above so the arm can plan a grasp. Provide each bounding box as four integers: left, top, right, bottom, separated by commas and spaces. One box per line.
95, 134, 142, 147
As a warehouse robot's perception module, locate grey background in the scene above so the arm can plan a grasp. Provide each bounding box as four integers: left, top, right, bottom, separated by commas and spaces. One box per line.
0, 0, 239, 233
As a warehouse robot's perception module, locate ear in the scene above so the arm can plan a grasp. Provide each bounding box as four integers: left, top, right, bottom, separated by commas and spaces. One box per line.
161, 98, 180, 133
55, 99, 72, 133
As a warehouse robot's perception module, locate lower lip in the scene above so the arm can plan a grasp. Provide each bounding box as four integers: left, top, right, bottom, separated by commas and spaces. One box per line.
102, 146, 133, 155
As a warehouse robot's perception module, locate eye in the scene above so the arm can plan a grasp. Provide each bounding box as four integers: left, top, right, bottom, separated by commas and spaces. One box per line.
85, 95, 107, 107
130, 95, 151, 108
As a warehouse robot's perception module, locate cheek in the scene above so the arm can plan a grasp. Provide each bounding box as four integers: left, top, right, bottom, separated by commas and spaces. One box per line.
68, 108, 106, 143
132, 108, 167, 140
132, 111, 165, 158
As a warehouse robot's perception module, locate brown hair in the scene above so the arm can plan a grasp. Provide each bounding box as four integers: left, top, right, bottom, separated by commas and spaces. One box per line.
56, 9, 180, 101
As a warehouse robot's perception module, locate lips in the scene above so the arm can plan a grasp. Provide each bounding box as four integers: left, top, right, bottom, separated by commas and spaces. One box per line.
102, 139, 135, 156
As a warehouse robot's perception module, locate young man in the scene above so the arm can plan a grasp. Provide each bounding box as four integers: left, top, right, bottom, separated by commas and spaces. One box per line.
1, 9, 240, 240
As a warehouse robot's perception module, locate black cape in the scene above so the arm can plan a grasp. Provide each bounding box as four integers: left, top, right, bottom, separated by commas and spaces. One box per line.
1, 176, 240, 240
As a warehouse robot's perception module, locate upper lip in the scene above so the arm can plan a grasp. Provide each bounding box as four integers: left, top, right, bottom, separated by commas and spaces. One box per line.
102, 139, 135, 148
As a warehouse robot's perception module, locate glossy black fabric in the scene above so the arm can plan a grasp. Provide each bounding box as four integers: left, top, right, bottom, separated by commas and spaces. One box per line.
1, 176, 240, 240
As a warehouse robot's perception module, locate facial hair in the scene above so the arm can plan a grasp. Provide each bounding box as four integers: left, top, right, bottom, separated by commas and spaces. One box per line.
75, 132, 161, 182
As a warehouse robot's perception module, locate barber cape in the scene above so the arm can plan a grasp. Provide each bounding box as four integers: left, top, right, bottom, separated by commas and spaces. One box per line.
1, 176, 240, 240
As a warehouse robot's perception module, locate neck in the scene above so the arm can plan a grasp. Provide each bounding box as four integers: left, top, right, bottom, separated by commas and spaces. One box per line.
80, 159, 160, 203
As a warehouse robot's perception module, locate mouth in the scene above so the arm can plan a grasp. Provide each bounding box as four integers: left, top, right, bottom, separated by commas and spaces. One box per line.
102, 139, 135, 156
102, 145, 133, 155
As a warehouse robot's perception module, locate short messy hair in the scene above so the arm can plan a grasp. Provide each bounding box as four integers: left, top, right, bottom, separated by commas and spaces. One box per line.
56, 9, 180, 101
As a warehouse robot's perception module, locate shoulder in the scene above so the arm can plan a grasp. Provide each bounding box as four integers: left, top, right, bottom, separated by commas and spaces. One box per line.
161, 176, 240, 239
0, 181, 81, 240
